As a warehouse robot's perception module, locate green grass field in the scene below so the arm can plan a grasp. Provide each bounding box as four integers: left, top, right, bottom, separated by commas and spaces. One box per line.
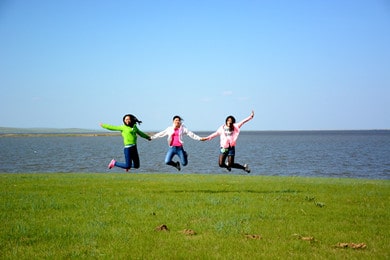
1, 173, 389, 259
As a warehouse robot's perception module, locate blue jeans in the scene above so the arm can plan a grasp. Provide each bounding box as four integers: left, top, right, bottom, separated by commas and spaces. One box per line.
115, 145, 140, 169
165, 146, 188, 166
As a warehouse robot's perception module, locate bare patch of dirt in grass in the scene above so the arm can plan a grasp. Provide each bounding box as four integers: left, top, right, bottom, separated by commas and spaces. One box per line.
180, 229, 196, 235
335, 242, 367, 249
245, 234, 262, 239
155, 224, 169, 231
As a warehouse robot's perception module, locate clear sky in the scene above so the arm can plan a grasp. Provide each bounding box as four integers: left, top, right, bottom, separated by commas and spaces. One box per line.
1, 0, 389, 131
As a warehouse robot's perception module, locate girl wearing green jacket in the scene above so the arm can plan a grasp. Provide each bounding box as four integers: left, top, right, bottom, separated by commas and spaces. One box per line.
100, 114, 151, 171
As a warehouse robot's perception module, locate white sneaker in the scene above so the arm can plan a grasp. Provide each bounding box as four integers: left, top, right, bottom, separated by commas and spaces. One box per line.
244, 164, 250, 173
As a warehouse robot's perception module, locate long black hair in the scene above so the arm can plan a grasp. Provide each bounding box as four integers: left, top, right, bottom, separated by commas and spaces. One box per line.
225, 115, 236, 131
123, 114, 142, 127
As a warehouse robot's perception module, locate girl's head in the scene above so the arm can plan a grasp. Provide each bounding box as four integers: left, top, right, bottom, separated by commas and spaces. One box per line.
123, 114, 142, 127
172, 115, 183, 129
225, 115, 236, 131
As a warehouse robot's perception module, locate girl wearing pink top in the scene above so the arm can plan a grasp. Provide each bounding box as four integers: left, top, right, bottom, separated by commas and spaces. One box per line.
203, 110, 254, 173
151, 115, 202, 171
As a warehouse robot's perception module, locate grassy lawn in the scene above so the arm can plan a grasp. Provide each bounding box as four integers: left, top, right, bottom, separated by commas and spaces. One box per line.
1, 173, 389, 259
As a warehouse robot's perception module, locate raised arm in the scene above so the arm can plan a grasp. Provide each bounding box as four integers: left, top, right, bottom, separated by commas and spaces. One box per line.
236, 110, 254, 128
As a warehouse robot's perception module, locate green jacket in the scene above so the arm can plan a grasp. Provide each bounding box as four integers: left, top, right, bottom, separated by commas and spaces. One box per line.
101, 124, 150, 146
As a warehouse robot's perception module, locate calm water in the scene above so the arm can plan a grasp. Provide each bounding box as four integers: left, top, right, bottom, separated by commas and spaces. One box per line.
0, 131, 389, 179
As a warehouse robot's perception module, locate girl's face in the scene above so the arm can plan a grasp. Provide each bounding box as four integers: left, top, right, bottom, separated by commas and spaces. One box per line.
226, 118, 233, 127
124, 116, 131, 126
173, 118, 182, 128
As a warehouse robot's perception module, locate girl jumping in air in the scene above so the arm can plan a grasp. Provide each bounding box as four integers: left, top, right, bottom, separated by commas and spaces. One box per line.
202, 110, 254, 173
151, 115, 202, 171
100, 114, 151, 171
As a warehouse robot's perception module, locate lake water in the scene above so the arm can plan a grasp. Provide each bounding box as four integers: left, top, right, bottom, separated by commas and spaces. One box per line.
0, 131, 389, 179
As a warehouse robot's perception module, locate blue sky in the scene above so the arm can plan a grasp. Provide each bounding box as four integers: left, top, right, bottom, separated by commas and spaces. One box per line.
1, 0, 389, 131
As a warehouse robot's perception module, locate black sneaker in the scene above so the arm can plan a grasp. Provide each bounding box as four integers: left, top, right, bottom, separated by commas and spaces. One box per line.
175, 161, 181, 171
244, 164, 250, 173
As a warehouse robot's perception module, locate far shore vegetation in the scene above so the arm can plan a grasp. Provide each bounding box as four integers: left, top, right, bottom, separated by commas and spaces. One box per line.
0, 132, 121, 137
0, 127, 112, 137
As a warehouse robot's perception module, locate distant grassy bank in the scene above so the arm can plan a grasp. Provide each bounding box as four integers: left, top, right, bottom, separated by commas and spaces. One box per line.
0, 127, 115, 137
1, 173, 389, 259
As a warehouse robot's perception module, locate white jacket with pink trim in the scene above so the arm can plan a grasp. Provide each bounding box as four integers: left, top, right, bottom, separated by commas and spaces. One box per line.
151, 124, 201, 146
205, 115, 253, 148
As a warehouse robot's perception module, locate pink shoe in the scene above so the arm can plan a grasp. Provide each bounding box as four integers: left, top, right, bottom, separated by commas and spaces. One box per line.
108, 159, 116, 169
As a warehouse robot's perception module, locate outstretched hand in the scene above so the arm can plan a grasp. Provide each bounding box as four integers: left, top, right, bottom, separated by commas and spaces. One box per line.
250, 110, 255, 118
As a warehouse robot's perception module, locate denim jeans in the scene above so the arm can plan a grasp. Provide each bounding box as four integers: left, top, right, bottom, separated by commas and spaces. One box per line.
165, 146, 188, 166
115, 145, 140, 169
